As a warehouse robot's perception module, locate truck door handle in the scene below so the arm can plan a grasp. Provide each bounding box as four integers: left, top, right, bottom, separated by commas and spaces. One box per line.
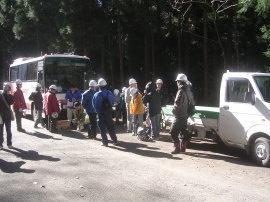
223, 105, 229, 110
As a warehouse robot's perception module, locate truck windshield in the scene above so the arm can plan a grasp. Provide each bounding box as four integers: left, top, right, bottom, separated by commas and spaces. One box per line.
254, 76, 270, 103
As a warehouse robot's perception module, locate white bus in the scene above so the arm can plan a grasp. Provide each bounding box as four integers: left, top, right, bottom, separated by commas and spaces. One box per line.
9, 54, 91, 119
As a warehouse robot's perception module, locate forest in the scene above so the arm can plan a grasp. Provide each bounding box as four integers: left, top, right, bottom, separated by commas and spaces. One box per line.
0, 0, 270, 106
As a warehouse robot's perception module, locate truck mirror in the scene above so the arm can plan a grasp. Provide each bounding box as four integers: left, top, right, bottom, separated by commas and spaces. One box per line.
244, 92, 255, 104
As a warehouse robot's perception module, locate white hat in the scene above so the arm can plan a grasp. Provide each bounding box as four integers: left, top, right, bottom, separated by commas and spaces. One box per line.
98, 78, 107, 86
122, 87, 127, 93
89, 80, 98, 87
36, 83, 42, 88
130, 87, 138, 96
175, 73, 187, 82
156, 79, 163, 84
16, 79, 22, 85
113, 89, 119, 96
49, 84, 57, 90
129, 78, 137, 85
3, 82, 11, 88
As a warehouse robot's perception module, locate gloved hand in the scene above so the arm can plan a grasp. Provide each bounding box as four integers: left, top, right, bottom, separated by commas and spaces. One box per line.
19, 108, 22, 112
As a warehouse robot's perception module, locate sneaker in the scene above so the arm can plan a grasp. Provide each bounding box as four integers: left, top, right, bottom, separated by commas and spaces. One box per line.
34, 126, 39, 129
112, 142, 120, 146
8, 145, 14, 149
100, 143, 108, 147
17, 128, 26, 132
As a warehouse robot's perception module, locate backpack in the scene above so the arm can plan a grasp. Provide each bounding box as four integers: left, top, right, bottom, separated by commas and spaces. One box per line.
184, 90, 195, 117
100, 91, 112, 115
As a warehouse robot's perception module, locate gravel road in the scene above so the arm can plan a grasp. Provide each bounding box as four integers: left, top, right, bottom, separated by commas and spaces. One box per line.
1, 118, 269, 201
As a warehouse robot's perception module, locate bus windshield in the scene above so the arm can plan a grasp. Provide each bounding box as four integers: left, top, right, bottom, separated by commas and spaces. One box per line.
254, 76, 270, 103
44, 57, 91, 93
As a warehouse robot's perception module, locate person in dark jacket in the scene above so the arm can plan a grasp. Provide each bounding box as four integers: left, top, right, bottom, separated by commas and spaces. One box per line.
44, 85, 61, 133
170, 74, 189, 154
29, 83, 45, 128
143, 81, 161, 139
93, 78, 119, 147
13, 79, 27, 132
82, 80, 98, 139
156, 79, 169, 106
0, 82, 14, 149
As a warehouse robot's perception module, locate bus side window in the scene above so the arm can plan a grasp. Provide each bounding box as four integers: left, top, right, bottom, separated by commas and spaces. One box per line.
27, 62, 38, 81
18, 64, 27, 81
10, 66, 18, 81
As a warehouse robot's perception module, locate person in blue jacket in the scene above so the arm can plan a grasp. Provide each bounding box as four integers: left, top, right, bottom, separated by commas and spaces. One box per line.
93, 78, 119, 147
65, 84, 82, 125
82, 80, 98, 139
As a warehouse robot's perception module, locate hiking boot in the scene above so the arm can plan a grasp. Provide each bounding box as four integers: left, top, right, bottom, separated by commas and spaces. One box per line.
8, 145, 14, 149
100, 143, 108, 147
112, 142, 120, 146
34, 126, 39, 129
171, 143, 180, 154
180, 141, 187, 152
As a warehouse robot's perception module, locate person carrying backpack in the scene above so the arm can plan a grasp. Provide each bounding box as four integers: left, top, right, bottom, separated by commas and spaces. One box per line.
29, 83, 45, 128
170, 73, 191, 154
92, 78, 119, 147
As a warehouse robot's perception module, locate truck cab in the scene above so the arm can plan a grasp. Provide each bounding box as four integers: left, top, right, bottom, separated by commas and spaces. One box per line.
219, 72, 270, 166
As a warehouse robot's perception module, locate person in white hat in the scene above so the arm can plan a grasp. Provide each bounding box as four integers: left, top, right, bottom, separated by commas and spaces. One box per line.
92, 78, 119, 146
170, 73, 190, 154
119, 87, 127, 126
125, 78, 137, 133
82, 80, 98, 139
156, 79, 169, 106
44, 84, 61, 133
28, 83, 46, 128
0, 82, 14, 149
13, 79, 27, 132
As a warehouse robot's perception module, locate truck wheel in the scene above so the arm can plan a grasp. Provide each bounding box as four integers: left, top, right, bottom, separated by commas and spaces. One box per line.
251, 137, 270, 167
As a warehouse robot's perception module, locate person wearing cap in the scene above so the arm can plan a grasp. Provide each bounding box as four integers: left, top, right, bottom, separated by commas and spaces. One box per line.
143, 81, 161, 140
82, 80, 98, 139
113, 89, 121, 124
0, 82, 14, 149
156, 79, 169, 106
65, 84, 82, 126
29, 83, 45, 128
125, 78, 137, 133
13, 79, 27, 132
44, 85, 61, 133
92, 78, 119, 146
119, 87, 127, 126
129, 87, 144, 136
170, 73, 190, 154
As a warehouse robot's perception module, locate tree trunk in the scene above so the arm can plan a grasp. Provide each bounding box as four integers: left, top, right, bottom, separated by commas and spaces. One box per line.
145, 28, 150, 84
117, 14, 124, 87
203, 7, 209, 105
101, 41, 105, 77
151, 29, 156, 79
177, 12, 182, 71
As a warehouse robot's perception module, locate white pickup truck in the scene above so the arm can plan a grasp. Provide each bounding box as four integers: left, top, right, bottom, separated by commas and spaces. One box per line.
162, 71, 270, 167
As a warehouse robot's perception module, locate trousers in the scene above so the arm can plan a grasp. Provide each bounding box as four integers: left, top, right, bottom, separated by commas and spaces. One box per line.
0, 117, 12, 146
97, 114, 117, 144
170, 116, 189, 143
87, 112, 97, 137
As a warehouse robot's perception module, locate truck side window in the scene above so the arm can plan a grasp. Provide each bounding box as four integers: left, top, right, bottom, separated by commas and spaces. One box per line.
226, 78, 254, 103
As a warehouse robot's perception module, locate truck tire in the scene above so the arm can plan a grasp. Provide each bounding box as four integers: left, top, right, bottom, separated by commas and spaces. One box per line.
251, 137, 270, 167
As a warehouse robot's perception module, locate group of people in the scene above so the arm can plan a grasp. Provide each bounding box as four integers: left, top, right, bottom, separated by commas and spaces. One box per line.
0, 73, 194, 154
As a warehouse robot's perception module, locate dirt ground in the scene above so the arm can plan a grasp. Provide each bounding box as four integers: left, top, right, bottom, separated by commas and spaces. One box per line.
1, 118, 270, 201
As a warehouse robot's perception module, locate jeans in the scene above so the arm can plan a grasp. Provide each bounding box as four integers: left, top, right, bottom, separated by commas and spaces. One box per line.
0, 117, 12, 146
150, 114, 160, 138
87, 112, 97, 137
34, 110, 45, 127
97, 114, 117, 145
170, 116, 189, 143
15, 110, 23, 130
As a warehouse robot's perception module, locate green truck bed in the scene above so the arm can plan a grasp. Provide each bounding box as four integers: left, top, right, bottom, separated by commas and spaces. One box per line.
162, 106, 220, 120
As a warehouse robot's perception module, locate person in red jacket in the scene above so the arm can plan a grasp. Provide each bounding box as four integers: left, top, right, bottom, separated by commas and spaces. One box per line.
13, 79, 27, 132
44, 85, 61, 133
